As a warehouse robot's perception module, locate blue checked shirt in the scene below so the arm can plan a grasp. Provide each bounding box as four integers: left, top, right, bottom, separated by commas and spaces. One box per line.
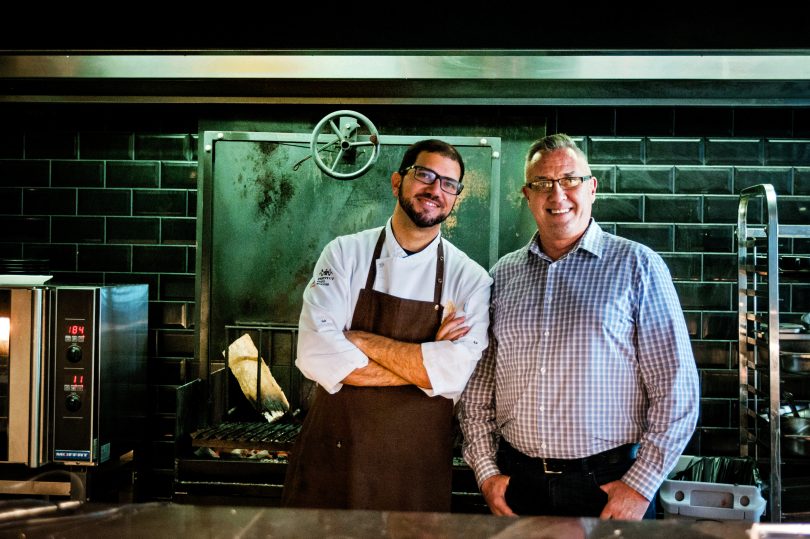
459, 220, 699, 501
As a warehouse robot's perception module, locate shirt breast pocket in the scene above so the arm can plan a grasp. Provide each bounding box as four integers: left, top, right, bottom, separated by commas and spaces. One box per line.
591, 290, 637, 363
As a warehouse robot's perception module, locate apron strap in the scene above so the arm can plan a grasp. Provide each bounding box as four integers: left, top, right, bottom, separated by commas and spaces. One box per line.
364, 227, 445, 310
434, 240, 444, 308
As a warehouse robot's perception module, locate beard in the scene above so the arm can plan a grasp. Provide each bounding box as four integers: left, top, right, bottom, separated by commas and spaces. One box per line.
398, 189, 453, 228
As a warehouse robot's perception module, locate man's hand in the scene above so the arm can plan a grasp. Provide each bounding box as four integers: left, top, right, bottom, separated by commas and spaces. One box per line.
599, 480, 650, 520
481, 474, 517, 517
436, 309, 470, 341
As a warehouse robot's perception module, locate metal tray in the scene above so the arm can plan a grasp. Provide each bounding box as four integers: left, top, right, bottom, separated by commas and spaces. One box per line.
781, 353, 810, 374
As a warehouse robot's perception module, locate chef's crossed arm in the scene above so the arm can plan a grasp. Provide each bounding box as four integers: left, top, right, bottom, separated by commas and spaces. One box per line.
344, 311, 469, 389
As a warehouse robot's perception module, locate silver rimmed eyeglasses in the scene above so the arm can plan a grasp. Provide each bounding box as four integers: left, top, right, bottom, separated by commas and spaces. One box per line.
525, 175, 593, 193
402, 165, 464, 195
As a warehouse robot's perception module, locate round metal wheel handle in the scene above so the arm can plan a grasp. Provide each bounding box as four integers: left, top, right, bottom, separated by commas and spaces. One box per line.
310, 110, 380, 180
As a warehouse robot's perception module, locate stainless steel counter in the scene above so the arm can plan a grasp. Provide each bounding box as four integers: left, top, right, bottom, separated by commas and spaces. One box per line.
0, 502, 754, 538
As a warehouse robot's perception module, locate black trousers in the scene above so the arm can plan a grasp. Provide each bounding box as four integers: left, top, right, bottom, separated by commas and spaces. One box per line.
497, 440, 657, 519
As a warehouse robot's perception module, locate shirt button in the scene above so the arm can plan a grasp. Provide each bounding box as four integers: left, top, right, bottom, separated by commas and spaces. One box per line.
539, 406, 544, 412
540, 367, 546, 374
544, 330, 550, 336
540, 443, 546, 449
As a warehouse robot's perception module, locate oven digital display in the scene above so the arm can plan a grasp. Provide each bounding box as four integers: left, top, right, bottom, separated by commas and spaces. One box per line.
64, 319, 87, 343
64, 373, 85, 392
66, 323, 86, 336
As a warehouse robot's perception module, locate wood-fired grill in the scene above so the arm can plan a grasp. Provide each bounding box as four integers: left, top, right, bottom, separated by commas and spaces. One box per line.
175, 323, 309, 504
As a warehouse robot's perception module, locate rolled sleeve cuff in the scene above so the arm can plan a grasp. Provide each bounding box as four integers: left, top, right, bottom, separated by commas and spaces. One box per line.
295, 347, 368, 394
622, 456, 665, 501
421, 340, 481, 400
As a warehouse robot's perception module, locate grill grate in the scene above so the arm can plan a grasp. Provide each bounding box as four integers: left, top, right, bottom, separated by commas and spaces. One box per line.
191, 421, 301, 450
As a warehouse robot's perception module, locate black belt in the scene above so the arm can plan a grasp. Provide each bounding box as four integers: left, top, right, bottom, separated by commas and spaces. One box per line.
500, 440, 639, 475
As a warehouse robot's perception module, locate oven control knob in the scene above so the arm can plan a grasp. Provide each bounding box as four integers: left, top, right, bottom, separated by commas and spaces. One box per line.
65, 392, 81, 412
66, 345, 82, 363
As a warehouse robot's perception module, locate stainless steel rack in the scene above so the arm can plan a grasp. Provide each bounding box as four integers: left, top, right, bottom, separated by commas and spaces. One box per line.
737, 183, 810, 523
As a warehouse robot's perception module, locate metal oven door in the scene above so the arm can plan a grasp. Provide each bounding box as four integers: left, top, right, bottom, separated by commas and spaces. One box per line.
0, 287, 49, 467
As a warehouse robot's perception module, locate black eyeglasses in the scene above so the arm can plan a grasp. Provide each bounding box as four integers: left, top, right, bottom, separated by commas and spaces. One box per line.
402, 165, 464, 195
525, 175, 593, 193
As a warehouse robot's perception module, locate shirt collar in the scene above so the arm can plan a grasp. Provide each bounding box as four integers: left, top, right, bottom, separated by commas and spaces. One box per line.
384, 218, 441, 259
527, 219, 604, 261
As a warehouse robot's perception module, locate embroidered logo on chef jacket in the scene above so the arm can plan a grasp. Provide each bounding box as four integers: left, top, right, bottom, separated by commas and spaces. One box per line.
314, 268, 335, 287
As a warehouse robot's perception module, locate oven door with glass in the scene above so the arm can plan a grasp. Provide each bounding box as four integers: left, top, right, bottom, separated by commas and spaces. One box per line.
0, 286, 50, 468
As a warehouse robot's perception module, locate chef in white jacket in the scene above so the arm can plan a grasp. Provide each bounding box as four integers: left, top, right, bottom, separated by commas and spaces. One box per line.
282, 139, 492, 512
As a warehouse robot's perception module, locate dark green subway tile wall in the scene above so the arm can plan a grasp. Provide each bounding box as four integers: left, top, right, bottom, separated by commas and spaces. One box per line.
616, 108, 673, 136
591, 195, 643, 222
79, 132, 133, 160
25, 132, 77, 159
735, 166, 792, 193
1, 104, 809, 501
616, 166, 673, 193
51, 216, 103, 243
705, 139, 762, 165
735, 109, 793, 137
673, 109, 733, 137
646, 138, 701, 164
107, 161, 160, 188
0, 160, 50, 186
0, 107, 199, 501
675, 167, 733, 194
51, 161, 104, 187
766, 140, 810, 166
0, 189, 21, 214
23, 188, 76, 215
107, 217, 160, 244
161, 218, 196, 244
77, 189, 132, 215
795, 168, 810, 195
615, 224, 673, 252
588, 137, 643, 163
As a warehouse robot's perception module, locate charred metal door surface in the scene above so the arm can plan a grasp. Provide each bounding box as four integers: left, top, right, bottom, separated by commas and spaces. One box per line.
197, 132, 500, 384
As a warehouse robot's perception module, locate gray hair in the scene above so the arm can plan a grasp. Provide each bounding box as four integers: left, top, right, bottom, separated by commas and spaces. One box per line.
525, 134, 588, 174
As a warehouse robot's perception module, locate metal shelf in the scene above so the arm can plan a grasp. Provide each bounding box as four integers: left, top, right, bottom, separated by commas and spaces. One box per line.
737, 184, 810, 523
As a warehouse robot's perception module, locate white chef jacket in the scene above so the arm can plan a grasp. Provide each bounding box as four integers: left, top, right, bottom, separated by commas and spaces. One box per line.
297, 219, 492, 401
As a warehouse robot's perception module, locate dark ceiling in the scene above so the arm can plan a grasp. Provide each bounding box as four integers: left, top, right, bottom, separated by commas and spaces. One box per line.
4, 8, 809, 50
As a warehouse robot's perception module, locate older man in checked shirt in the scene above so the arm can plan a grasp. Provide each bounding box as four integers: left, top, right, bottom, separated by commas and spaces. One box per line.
459, 134, 699, 520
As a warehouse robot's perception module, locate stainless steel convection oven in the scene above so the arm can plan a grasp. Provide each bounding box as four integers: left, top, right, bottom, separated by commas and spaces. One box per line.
0, 282, 148, 498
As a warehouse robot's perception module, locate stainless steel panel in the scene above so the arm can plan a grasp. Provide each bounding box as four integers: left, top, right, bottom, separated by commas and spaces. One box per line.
3, 52, 810, 105
50, 285, 148, 467
2, 53, 810, 80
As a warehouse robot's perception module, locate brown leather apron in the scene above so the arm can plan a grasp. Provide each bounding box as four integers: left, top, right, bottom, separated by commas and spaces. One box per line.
283, 229, 454, 511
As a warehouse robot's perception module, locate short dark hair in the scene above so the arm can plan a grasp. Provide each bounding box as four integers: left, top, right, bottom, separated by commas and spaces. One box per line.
398, 139, 465, 181
525, 134, 588, 173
